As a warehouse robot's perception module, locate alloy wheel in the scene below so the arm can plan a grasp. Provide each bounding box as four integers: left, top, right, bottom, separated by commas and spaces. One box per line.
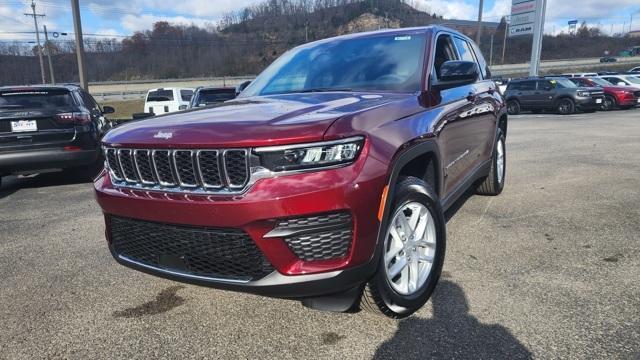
383, 202, 437, 295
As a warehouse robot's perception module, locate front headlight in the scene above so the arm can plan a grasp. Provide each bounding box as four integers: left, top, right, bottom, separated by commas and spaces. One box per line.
254, 136, 364, 172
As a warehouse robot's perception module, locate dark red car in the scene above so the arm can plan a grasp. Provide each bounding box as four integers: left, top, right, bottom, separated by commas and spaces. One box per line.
95, 26, 508, 318
568, 77, 640, 111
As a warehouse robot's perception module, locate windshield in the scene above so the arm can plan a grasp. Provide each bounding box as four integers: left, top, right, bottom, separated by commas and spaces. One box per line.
625, 76, 640, 84
240, 34, 427, 97
0, 89, 74, 111
588, 78, 612, 87
553, 78, 577, 89
195, 90, 236, 106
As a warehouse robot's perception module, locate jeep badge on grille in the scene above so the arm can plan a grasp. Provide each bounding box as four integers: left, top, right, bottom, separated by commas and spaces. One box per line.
153, 131, 173, 140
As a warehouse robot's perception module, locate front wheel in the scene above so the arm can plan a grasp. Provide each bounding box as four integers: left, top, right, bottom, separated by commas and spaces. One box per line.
359, 177, 446, 319
557, 98, 575, 115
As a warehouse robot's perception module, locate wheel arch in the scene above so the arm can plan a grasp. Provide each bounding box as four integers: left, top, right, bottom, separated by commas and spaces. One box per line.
371, 140, 443, 270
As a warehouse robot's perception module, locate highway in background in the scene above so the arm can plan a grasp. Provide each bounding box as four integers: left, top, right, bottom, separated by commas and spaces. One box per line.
89, 57, 640, 101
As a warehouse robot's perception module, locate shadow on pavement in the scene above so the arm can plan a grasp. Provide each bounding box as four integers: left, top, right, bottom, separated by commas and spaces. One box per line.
0, 171, 95, 200
374, 280, 532, 360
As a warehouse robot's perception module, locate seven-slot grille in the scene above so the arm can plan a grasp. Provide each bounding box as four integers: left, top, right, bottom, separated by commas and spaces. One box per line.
105, 147, 249, 193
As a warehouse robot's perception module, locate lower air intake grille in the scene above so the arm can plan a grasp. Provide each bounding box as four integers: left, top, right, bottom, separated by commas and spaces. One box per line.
286, 229, 353, 261
109, 216, 274, 282
273, 211, 353, 261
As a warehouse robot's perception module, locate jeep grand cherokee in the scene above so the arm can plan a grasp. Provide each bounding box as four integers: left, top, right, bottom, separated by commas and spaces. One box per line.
94, 26, 508, 318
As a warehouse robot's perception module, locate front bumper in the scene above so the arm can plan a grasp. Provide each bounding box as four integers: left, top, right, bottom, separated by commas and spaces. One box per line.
575, 95, 604, 110
94, 149, 388, 298
0, 148, 99, 174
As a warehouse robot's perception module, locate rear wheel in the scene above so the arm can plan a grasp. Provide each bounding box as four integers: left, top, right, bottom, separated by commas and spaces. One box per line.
359, 177, 445, 319
602, 95, 616, 111
477, 130, 506, 196
557, 98, 575, 115
507, 100, 521, 115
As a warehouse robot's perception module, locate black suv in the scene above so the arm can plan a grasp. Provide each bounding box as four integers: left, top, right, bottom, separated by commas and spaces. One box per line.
505, 77, 604, 115
0, 85, 112, 185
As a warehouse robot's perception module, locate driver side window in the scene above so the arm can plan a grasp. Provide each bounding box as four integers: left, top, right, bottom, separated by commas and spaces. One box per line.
433, 34, 459, 81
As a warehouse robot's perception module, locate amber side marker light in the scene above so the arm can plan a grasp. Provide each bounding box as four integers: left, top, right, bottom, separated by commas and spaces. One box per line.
377, 185, 389, 222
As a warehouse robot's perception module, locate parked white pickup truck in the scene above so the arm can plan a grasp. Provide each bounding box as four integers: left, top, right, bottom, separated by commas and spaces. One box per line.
144, 88, 194, 115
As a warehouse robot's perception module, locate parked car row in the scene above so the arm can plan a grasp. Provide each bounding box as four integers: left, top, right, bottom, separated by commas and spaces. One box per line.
141, 85, 243, 117
503, 72, 640, 115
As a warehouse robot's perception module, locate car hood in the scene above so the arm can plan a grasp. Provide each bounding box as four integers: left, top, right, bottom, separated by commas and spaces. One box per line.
103, 92, 413, 148
603, 85, 640, 92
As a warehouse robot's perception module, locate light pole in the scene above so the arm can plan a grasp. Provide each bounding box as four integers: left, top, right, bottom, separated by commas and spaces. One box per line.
71, 0, 88, 90
476, 0, 484, 46
24, 1, 46, 84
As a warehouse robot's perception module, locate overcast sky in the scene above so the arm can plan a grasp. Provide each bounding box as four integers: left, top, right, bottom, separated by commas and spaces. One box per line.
0, 0, 638, 42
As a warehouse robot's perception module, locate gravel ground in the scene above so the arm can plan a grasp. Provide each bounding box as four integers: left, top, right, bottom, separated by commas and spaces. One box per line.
1, 110, 639, 359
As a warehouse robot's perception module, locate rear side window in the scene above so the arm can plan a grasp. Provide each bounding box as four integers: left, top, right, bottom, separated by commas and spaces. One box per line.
0, 89, 74, 111
453, 37, 476, 63
180, 90, 193, 102
147, 90, 174, 102
79, 91, 100, 112
507, 81, 535, 91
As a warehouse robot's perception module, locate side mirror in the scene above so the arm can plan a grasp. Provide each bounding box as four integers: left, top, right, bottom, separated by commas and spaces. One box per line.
236, 80, 252, 95
102, 105, 115, 114
433, 61, 479, 91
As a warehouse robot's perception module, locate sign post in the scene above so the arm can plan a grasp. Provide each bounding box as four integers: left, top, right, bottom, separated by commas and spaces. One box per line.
509, 0, 547, 76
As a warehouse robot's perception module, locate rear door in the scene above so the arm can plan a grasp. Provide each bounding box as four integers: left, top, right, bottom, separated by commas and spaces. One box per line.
531, 80, 555, 107
0, 88, 78, 151
514, 80, 537, 108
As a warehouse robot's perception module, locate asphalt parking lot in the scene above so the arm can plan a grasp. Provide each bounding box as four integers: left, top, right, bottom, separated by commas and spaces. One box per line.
1, 110, 639, 359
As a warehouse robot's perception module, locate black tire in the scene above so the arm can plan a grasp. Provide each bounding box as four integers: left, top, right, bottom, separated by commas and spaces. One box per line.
507, 100, 520, 115
359, 177, 446, 319
556, 98, 575, 115
602, 95, 616, 111
477, 130, 506, 196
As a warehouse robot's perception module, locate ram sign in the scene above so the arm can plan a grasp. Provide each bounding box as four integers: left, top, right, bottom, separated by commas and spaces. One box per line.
509, 0, 537, 37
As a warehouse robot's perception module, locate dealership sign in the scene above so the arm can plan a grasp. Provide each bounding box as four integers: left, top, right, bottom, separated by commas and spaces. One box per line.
509, 0, 537, 37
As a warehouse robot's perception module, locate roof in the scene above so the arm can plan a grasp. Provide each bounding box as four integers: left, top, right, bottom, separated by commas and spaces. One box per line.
0, 84, 81, 91
299, 25, 470, 49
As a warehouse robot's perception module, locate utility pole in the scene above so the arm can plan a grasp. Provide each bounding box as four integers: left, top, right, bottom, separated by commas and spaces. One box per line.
476, 0, 484, 46
501, 15, 509, 65
529, 0, 547, 76
71, 0, 88, 90
43, 25, 55, 84
489, 32, 494, 66
24, 1, 46, 84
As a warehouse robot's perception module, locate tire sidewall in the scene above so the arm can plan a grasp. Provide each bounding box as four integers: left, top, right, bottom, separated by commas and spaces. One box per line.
507, 100, 520, 115
372, 180, 446, 312
492, 131, 506, 193
557, 98, 575, 114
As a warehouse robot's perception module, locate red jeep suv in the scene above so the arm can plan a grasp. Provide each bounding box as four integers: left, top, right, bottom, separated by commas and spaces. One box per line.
95, 26, 507, 318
